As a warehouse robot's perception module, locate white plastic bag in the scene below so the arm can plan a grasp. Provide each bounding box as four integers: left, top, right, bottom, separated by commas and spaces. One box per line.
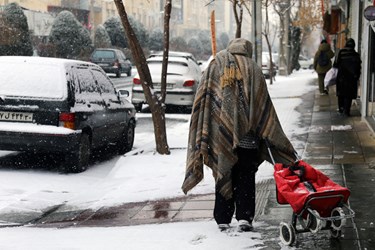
324, 67, 338, 87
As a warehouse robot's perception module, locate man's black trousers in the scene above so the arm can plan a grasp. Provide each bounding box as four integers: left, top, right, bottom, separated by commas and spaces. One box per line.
214, 148, 258, 224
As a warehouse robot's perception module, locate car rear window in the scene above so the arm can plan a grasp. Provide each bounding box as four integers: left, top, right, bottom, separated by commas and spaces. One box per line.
0, 61, 66, 99
92, 50, 116, 59
148, 61, 189, 75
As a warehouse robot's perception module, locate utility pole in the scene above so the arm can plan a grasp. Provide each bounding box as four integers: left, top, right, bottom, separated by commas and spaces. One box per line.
284, 0, 290, 74
252, 0, 262, 67
278, 0, 291, 76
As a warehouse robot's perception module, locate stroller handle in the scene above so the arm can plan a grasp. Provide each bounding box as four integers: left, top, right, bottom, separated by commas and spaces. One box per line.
265, 138, 300, 165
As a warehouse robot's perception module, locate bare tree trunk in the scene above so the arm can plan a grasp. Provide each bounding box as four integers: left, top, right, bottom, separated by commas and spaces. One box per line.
114, 0, 170, 155
273, 0, 289, 76
160, 0, 171, 103
232, 0, 243, 38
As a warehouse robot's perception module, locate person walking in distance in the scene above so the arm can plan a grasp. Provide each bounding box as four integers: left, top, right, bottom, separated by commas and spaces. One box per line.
313, 39, 335, 95
334, 38, 362, 117
181, 38, 297, 232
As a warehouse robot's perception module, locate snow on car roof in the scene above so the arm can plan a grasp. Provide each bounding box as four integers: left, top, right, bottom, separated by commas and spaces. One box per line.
0, 56, 94, 67
148, 51, 199, 64
0, 56, 97, 99
147, 56, 190, 64
149, 51, 194, 57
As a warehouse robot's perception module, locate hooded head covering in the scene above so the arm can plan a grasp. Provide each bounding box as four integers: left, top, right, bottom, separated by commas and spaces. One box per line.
216, 38, 253, 88
345, 38, 355, 49
227, 38, 253, 58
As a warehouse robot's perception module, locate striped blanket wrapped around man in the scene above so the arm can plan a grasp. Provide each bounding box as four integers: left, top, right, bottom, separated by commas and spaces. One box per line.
182, 39, 297, 199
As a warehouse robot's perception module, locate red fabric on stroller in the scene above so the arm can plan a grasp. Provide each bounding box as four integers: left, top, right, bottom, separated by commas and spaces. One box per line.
274, 160, 350, 217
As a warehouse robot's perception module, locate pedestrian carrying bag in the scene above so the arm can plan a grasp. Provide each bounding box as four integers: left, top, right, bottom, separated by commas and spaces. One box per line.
324, 67, 338, 87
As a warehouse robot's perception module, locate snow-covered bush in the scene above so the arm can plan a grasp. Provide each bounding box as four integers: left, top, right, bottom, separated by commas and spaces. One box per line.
48, 10, 92, 59
94, 24, 111, 48
0, 2, 33, 56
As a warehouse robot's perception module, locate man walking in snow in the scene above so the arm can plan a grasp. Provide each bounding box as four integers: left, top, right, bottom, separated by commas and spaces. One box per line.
182, 38, 297, 232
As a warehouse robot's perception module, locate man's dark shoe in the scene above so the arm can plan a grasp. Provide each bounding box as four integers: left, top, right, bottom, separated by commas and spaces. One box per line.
218, 223, 230, 232
238, 220, 253, 232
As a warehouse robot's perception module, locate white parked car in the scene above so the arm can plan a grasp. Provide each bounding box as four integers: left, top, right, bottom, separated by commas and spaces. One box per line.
131, 55, 202, 112
262, 52, 277, 79
298, 55, 314, 69
199, 55, 214, 72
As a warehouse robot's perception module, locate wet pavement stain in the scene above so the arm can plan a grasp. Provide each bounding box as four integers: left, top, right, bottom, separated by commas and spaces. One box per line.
153, 202, 170, 219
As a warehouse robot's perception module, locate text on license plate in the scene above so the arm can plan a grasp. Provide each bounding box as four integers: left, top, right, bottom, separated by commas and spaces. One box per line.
0, 111, 33, 122
153, 83, 175, 88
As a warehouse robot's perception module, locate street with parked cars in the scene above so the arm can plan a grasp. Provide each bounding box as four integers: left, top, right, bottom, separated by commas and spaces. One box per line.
0, 53, 197, 175
0, 52, 294, 175
0, 51, 311, 175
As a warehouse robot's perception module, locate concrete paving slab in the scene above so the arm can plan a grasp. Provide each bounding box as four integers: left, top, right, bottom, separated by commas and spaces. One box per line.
182, 200, 214, 210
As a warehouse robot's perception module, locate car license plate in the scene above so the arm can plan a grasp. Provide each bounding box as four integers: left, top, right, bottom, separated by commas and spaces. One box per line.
153, 83, 175, 88
98, 63, 108, 67
0, 111, 33, 122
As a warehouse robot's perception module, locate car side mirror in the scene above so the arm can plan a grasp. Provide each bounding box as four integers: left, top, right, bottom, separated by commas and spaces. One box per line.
118, 89, 130, 98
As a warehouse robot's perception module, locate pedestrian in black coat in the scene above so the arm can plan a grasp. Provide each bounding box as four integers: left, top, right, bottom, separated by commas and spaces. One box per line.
334, 38, 362, 116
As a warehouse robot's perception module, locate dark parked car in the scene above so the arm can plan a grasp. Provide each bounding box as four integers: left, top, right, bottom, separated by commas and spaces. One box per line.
0, 56, 136, 173
90, 48, 132, 77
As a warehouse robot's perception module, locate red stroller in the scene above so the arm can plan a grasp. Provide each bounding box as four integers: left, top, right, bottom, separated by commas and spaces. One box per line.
267, 145, 355, 246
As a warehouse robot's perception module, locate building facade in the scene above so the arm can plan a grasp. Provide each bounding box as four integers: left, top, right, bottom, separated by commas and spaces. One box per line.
358, 1, 375, 122
0, 0, 239, 41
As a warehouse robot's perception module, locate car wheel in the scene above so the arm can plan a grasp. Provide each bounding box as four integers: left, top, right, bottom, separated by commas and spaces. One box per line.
127, 68, 131, 76
134, 103, 142, 112
65, 133, 91, 173
118, 120, 135, 154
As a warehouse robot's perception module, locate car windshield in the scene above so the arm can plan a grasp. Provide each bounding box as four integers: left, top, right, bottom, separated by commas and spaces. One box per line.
148, 61, 189, 75
92, 50, 116, 59
0, 61, 66, 99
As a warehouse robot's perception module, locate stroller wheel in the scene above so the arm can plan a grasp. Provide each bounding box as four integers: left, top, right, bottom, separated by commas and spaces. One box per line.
331, 207, 346, 230
279, 222, 296, 246
307, 210, 323, 234
329, 228, 342, 239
